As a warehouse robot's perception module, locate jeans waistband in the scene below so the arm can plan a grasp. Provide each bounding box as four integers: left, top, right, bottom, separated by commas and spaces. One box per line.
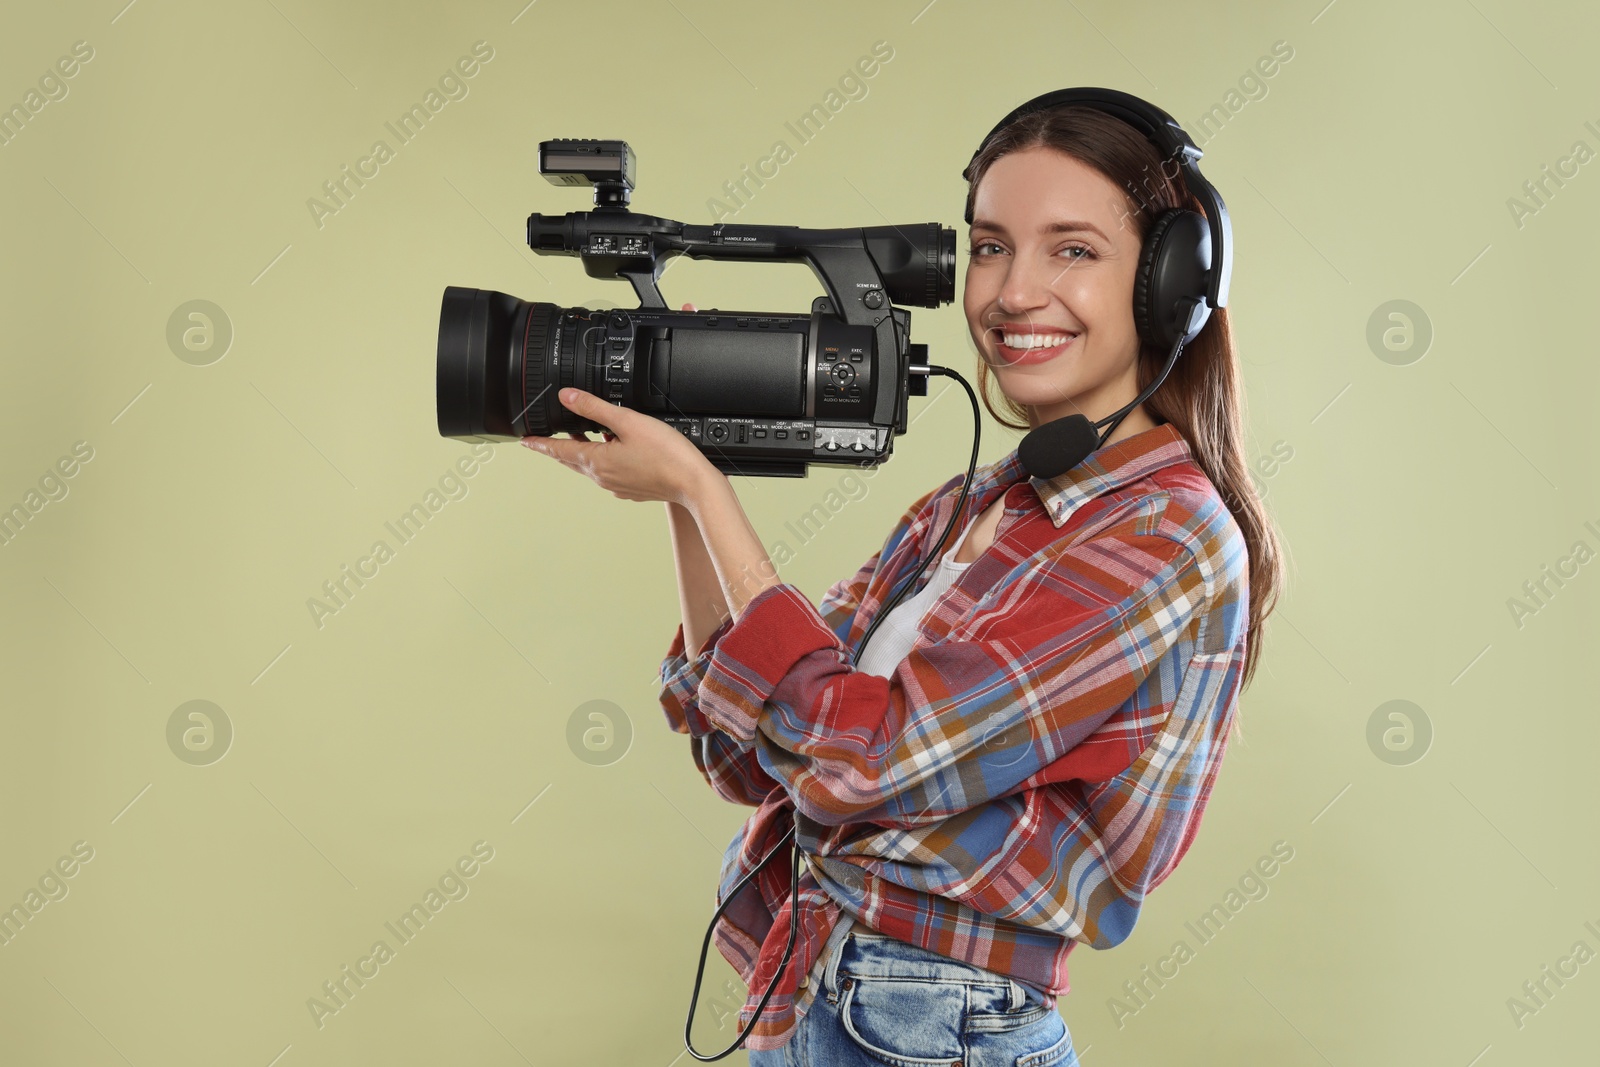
820, 916, 1048, 1009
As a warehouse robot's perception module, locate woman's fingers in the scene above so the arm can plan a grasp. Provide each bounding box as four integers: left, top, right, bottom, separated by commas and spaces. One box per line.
681, 302, 696, 312
523, 384, 712, 505
556, 388, 634, 436
523, 433, 592, 465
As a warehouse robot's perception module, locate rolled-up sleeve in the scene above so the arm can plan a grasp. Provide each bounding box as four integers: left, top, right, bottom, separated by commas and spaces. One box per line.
657, 489, 930, 808
658, 611, 780, 806
659, 614, 737, 737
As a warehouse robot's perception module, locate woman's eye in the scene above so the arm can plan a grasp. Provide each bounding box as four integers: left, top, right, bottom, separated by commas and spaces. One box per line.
968, 242, 1094, 259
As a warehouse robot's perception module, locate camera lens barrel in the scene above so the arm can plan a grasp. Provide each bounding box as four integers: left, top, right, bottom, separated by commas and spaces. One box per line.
519, 302, 560, 437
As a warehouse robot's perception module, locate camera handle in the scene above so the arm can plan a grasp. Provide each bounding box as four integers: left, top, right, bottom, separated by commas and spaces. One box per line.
619, 263, 667, 309
621, 271, 667, 309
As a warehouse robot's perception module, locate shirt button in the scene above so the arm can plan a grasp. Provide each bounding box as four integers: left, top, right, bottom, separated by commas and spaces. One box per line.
797, 975, 808, 989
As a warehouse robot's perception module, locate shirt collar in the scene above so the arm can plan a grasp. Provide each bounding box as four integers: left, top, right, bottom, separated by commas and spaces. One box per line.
972, 422, 1194, 529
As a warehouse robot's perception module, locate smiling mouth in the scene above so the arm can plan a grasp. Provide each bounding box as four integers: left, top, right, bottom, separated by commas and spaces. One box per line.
989, 327, 1079, 364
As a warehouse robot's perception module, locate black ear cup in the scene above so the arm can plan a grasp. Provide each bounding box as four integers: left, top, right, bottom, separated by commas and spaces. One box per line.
1131, 208, 1213, 350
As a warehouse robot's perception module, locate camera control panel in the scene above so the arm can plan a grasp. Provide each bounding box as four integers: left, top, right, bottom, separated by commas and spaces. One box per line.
661, 418, 885, 458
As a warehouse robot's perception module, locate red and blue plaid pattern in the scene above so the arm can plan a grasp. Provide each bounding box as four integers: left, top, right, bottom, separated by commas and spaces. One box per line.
659, 422, 1251, 1051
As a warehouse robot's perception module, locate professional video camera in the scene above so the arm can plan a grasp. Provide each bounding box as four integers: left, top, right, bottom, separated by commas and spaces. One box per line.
436, 139, 956, 477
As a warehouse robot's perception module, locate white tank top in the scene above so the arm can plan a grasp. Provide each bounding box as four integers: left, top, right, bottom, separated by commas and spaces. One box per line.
853, 512, 980, 679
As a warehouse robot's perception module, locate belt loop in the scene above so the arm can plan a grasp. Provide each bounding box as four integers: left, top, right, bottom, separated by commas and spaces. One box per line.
1008, 979, 1024, 1011
824, 916, 856, 996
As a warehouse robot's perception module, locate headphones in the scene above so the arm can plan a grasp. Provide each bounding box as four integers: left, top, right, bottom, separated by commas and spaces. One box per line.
963, 87, 1234, 478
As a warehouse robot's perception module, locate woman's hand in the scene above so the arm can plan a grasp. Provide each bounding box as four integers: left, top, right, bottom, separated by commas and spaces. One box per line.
524, 304, 718, 506
525, 303, 781, 618
522, 385, 721, 507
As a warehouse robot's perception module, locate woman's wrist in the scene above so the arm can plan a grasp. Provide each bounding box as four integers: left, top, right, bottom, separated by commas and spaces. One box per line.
674, 461, 725, 512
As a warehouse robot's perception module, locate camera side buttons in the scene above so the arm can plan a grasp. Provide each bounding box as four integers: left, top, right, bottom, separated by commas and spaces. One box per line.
814, 426, 881, 454
818, 344, 866, 402
666, 416, 880, 457
669, 418, 814, 450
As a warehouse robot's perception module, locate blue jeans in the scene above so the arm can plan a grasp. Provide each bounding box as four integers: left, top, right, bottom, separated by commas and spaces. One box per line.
748, 926, 1078, 1067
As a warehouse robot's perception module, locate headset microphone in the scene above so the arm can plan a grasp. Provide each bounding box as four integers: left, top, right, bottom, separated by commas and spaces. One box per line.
1017, 411, 1104, 482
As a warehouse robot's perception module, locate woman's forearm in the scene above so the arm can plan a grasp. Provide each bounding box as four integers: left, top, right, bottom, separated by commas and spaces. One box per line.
666, 500, 730, 659
683, 472, 783, 628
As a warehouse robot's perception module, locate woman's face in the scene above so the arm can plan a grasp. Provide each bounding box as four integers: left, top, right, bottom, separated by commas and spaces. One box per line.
963, 145, 1146, 430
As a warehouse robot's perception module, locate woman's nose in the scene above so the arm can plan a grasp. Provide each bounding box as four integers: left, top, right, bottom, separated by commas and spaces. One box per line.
996, 266, 1050, 315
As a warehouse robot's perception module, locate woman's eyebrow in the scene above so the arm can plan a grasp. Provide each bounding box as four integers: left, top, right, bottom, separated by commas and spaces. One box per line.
969, 218, 1111, 241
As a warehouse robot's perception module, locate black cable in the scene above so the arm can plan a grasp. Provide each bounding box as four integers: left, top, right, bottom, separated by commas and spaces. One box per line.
682, 820, 800, 1060
850, 367, 983, 670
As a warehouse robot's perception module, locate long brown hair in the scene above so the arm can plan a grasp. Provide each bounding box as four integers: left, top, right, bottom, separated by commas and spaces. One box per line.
964, 104, 1286, 692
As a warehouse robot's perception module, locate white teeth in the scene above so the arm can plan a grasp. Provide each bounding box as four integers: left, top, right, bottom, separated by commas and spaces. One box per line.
1000, 332, 1074, 349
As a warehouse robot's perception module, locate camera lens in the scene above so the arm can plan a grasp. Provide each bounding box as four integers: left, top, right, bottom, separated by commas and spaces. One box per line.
438, 287, 582, 441
438, 286, 520, 440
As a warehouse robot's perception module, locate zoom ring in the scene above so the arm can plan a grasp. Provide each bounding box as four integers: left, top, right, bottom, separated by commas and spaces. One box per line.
522, 303, 558, 437
923, 223, 940, 307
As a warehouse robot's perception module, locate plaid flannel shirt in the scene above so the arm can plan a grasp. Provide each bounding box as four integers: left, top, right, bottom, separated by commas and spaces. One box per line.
658, 422, 1250, 1051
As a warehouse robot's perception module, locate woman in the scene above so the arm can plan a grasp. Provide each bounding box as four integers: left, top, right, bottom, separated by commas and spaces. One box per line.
525, 102, 1283, 1064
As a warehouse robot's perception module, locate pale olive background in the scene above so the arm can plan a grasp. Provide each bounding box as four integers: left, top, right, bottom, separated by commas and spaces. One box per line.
2, 0, 1596, 1064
